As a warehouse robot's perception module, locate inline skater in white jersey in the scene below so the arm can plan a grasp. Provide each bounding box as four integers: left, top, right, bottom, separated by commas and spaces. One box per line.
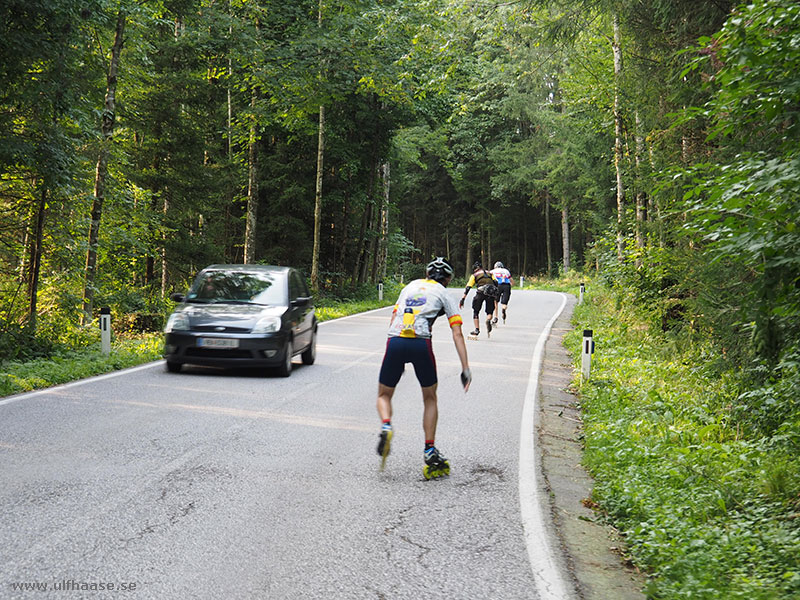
376, 257, 472, 479
490, 261, 514, 324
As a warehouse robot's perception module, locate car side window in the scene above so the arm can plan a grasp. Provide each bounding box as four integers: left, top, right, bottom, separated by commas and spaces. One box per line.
288, 271, 301, 301
296, 272, 310, 297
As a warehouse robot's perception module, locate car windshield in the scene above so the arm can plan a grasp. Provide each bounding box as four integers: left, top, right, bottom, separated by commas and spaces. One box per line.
185, 270, 287, 306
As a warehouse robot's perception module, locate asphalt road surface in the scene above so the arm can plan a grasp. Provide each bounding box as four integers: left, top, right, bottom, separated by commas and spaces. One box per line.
1, 290, 572, 600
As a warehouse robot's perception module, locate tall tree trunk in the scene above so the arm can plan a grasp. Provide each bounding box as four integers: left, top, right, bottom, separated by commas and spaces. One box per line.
244, 88, 259, 264
378, 162, 390, 282
612, 12, 625, 260
336, 187, 350, 286
465, 222, 473, 279
353, 200, 372, 284
561, 206, 570, 272
481, 211, 488, 267
161, 193, 169, 297
225, 0, 235, 264
82, 11, 125, 324
634, 111, 645, 267
647, 136, 664, 247
369, 178, 380, 282
522, 201, 528, 276
18, 186, 33, 283
27, 184, 47, 330
487, 213, 492, 268
545, 193, 552, 277
311, 1, 325, 291
311, 104, 325, 288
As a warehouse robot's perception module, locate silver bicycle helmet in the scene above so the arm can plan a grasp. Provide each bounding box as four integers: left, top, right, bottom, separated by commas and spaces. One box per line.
494, 261, 504, 269
427, 257, 454, 284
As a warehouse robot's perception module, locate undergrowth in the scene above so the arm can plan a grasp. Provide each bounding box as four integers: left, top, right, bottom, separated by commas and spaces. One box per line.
566, 281, 800, 599
0, 335, 164, 397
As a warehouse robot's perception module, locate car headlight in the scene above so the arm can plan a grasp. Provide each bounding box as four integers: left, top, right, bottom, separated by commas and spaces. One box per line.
165, 312, 190, 332
251, 316, 281, 334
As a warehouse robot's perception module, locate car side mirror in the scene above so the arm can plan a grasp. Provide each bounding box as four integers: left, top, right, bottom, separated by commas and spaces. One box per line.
170, 292, 185, 303
291, 296, 310, 307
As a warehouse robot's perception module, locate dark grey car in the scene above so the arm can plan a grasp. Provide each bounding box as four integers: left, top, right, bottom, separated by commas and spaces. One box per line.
164, 265, 316, 377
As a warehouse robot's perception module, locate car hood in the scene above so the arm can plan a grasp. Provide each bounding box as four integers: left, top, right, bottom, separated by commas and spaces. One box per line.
179, 303, 286, 330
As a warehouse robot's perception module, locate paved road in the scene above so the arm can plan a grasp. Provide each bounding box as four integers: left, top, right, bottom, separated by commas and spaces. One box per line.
1, 290, 571, 599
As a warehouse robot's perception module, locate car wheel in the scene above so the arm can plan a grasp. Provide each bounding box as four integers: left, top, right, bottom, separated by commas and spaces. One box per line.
301, 329, 316, 365
276, 338, 293, 377
166, 361, 182, 373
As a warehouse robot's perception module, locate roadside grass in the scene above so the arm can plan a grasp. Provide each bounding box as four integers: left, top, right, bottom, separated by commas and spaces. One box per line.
0, 334, 164, 398
0, 284, 401, 399
565, 281, 800, 599
520, 270, 586, 294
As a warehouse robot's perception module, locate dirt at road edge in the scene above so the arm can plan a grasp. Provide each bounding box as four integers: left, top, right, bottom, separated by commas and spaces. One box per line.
538, 296, 646, 600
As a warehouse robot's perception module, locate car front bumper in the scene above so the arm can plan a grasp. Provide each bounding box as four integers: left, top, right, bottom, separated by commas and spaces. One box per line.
164, 331, 289, 369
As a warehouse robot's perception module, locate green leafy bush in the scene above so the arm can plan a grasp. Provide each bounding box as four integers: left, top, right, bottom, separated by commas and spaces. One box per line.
569, 281, 800, 599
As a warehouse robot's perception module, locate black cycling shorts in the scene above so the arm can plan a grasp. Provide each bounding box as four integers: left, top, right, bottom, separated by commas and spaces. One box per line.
472, 292, 495, 318
497, 283, 511, 305
378, 336, 437, 388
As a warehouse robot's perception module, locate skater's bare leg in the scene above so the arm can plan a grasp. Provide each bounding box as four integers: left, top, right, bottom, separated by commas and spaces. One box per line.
377, 384, 395, 422
421, 384, 438, 441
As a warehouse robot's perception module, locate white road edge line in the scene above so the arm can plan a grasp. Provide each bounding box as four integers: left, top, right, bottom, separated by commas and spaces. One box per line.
519, 292, 573, 600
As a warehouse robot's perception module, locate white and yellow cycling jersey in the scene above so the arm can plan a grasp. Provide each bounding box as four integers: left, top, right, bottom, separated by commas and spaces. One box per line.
387, 279, 463, 339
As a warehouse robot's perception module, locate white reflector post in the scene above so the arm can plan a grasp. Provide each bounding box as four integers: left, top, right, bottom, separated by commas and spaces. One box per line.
100, 307, 111, 355
579, 282, 585, 305
581, 328, 593, 382
378, 282, 384, 301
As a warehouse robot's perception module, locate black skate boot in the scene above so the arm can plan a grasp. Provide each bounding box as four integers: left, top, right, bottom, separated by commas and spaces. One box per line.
492, 317, 498, 325
377, 426, 393, 471
486, 318, 493, 337
502, 308, 507, 323
423, 447, 450, 480
467, 329, 480, 340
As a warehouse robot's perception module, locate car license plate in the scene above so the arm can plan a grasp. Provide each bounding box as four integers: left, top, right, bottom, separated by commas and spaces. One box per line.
197, 337, 239, 348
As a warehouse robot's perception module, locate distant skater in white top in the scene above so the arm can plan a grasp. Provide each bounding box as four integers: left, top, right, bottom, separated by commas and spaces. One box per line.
490, 261, 514, 324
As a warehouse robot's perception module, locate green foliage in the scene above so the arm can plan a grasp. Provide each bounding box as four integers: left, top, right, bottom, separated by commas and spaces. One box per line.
568, 281, 800, 599
671, 0, 800, 366
0, 334, 163, 397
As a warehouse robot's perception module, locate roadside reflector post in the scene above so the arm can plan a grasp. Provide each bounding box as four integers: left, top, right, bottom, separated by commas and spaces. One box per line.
378, 281, 384, 301
520, 276, 524, 288
581, 329, 594, 382
100, 307, 111, 355
579, 282, 585, 304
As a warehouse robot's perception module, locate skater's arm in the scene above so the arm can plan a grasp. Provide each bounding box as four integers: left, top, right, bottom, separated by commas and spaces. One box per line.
450, 325, 471, 392
460, 276, 475, 308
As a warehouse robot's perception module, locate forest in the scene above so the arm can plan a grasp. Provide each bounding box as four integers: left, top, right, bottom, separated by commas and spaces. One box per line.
1, 0, 797, 363
2, 0, 799, 596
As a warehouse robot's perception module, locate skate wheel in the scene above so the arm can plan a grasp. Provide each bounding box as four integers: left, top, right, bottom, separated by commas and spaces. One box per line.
423, 462, 450, 480
379, 430, 393, 472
